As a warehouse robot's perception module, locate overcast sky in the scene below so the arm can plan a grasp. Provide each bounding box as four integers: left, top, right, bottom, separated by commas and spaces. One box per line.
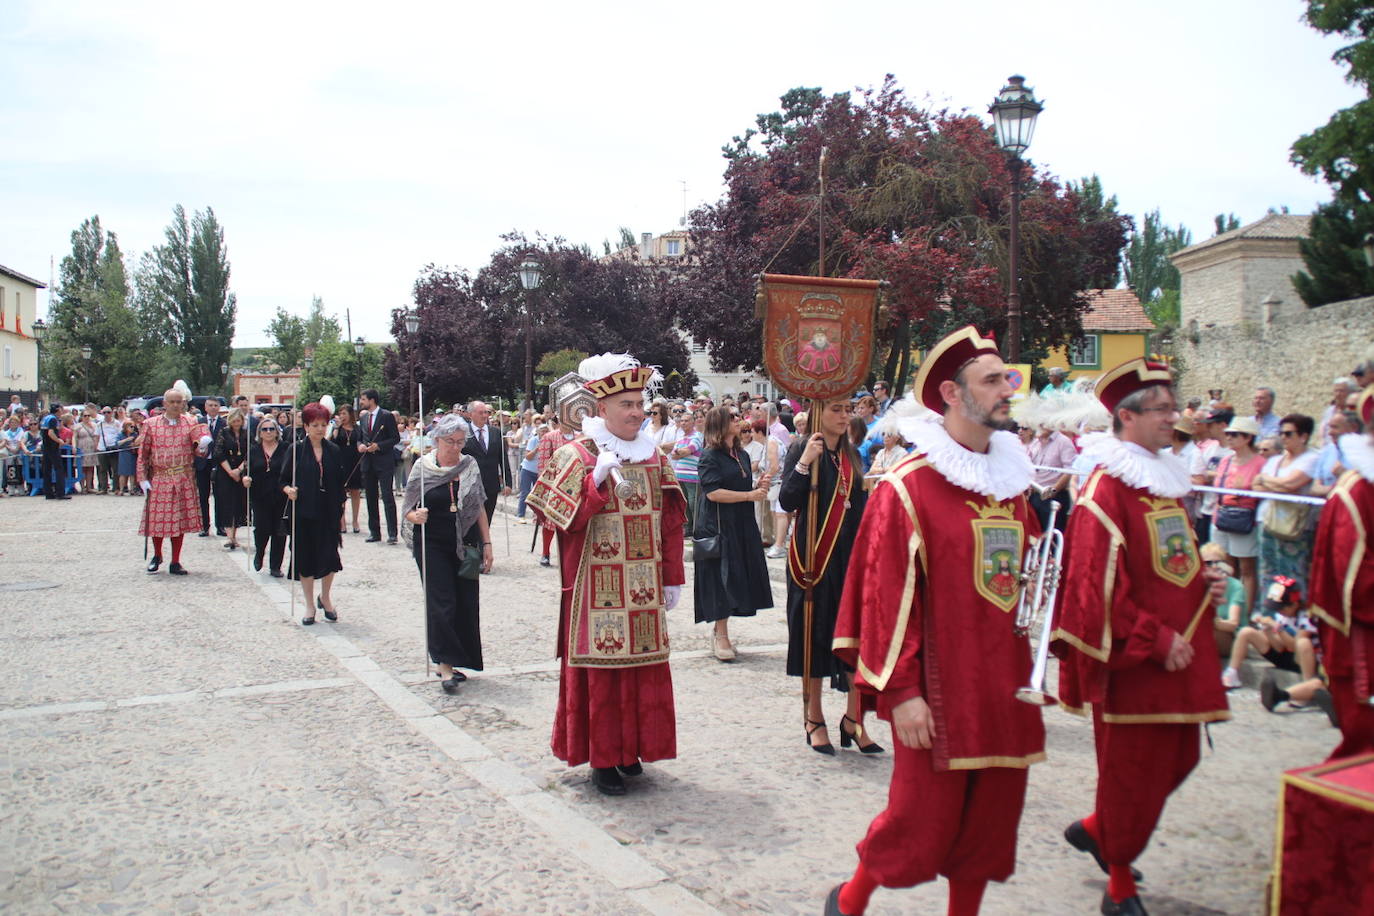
0, 0, 1360, 347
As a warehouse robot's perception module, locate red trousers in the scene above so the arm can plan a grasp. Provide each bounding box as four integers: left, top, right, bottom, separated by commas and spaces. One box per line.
1328, 676, 1374, 761
1091, 709, 1200, 864
856, 731, 1029, 886
551, 657, 676, 769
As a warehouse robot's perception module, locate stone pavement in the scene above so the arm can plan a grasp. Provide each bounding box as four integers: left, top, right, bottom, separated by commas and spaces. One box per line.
0, 493, 1341, 914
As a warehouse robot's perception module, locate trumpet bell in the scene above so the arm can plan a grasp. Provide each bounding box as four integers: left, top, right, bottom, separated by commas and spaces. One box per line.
1015, 686, 1057, 707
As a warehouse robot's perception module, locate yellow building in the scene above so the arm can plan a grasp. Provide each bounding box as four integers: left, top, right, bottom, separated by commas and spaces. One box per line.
0, 262, 47, 407
1041, 288, 1153, 381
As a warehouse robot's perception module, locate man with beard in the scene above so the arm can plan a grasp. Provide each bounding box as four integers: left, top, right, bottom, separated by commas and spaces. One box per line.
1053, 358, 1230, 915
825, 326, 1045, 916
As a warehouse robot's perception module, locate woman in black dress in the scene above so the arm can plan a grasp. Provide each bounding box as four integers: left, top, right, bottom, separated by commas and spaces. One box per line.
213, 408, 250, 550
779, 399, 880, 755
244, 416, 288, 576
693, 406, 773, 661
332, 404, 363, 533
282, 402, 347, 625
402, 415, 494, 693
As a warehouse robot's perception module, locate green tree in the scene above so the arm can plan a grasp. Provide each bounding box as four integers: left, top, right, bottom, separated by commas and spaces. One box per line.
1124, 209, 1192, 331
303, 295, 342, 351
47, 216, 147, 404
1213, 213, 1241, 235
264, 307, 306, 371
137, 205, 237, 391
535, 347, 589, 389
298, 339, 387, 408
1290, 0, 1374, 303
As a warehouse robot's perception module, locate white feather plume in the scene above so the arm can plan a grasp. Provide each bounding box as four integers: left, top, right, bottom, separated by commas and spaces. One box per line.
172, 379, 192, 401
319, 394, 336, 414
577, 352, 663, 400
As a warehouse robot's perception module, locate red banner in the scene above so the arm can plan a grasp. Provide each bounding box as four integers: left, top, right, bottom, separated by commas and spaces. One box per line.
756, 273, 880, 402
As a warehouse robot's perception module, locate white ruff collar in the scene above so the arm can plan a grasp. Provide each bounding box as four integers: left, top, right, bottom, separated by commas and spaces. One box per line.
1339, 432, 1374, 482
582, 416, 656, 463
1078, 431, 1192, 498
896, 416, 1033, 501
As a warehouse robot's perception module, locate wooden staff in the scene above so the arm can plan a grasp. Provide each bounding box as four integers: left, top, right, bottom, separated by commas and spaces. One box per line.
801, 398, 822, 711
418, 383, 430, 678
289, 429, 298, 620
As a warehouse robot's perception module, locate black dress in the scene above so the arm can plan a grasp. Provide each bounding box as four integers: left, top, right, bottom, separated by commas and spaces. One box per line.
779, 439, 867, 679
693, 446, 773, 623
413, 479, 484, 670
285, 438, 346, 580
332, 425, 362, 490
213, 427, 250, 528
248, 442, 288, 572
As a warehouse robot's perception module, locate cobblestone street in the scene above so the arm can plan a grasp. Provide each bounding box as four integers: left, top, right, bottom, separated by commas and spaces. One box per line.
1, 494, 1339, 914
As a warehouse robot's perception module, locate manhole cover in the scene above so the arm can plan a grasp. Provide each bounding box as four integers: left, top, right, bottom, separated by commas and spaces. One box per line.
0, 581, 60, 592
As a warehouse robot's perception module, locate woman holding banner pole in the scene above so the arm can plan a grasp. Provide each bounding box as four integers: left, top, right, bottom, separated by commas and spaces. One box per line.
403, 414, 493, 692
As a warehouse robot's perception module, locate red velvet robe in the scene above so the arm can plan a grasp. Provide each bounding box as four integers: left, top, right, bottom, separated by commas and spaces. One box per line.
527, 437, 686, 768
1309, 471, 1374, 759
1053, 468, 1231, 723
833, 455, 1046, 771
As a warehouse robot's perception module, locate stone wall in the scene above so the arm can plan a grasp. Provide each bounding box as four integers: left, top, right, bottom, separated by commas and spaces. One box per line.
1178, 294, 1374, 419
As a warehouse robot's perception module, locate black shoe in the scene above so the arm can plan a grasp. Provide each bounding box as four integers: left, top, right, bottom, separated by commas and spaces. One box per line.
365, 535, 382, 543
824, 884, 855, 916
146, 556, 162, 573
805, 719, 835, 756
1312, 687, 1340, 728
1260, 671, 1286, 712
353, 526, 360, 534
840, 715, 885, 754
224, 542, 237, 550
198, 530, 209, 538
301, 616, 316, 626
386, 536, 398, 545
269, 568, 284, 578
322, 606, 338, 622
591, 766, 626, 796
539, 556, 552, 567
215, 528, 226, 536
1065, 821, 1144, 881
441, 675, 461, 694
168, 562, 188, 576
253, 556, 263, 572
1101, 891, 1148, 915
616, 762, 643, 777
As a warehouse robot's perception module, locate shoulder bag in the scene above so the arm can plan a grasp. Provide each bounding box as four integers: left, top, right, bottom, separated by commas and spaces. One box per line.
692, 482, 722, 562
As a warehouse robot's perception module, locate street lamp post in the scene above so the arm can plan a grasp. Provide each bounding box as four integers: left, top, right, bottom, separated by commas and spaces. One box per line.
220, 362, 229, 403
404, 309, 420, 416
303, 353, 314, 405
988, 74, 1043, 364
353, 337, 366, 411
31, 318, 46, 410
517, 259, 543, 411
81, 345, 92, 404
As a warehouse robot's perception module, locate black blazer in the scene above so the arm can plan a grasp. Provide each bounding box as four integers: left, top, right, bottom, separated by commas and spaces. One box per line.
212, 426, 249, 475
197, 415, 227, 468
357, 407, 399, 474
281, 438, 347, 521
462, 423, 511, 497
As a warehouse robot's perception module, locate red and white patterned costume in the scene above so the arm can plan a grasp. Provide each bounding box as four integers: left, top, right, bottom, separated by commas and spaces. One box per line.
137, 415, 209, 537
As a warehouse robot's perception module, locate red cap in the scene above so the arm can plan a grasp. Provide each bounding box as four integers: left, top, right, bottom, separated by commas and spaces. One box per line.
1358, 384, 1373, 428
915, 326, 1000, 412
1095, 357, 1174, 414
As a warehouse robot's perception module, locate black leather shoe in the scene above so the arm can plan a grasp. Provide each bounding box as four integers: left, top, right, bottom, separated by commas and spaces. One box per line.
539, 556, 552, 567
323, 606, 338, 622
441, 676, 461, 694
215, 528, 226, 536
824, 884, 854, 916
591, 767, 626, 796
198, 530, 209, 538
805, 719, 835, 756
269, 568, 284, 578
840, 715, 885, 754
1260, 671, 1285, 712
386, 536, 398, 545
1065, 821, 1143, 881
253, 556, 263, 572
300, 616, 316, 626
146, 556, 162, 573
365, 535, 382, 543
616, 762, 643, 777
168, 562, 188, 576
1101, 891, 1148, 915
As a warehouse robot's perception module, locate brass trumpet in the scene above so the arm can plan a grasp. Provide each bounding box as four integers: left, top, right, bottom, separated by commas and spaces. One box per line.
1014, 500, 1064, 706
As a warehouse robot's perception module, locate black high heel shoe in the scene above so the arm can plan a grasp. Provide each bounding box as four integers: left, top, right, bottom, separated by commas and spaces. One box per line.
840, 715, 885, 754
316, 597, 337, 622
805, 719, 835, 756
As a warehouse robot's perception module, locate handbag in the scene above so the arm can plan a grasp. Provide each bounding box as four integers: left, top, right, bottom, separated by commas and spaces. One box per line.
1214, 504, 1256, 534
692, 489, 723, 562
1262, 500, 1311, 540
457, 544, 482, 579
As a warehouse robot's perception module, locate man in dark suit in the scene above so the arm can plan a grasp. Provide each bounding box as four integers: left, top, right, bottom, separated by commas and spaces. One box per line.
197, 398, 226, 536
357, 388, 399, 543
462, 400, 511, 521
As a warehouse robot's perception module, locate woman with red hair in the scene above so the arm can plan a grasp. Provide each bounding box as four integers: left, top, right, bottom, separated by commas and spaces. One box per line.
282, 402, 348, 625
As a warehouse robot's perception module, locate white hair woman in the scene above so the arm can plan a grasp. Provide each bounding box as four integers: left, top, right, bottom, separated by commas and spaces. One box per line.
402, 414, 494, 692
